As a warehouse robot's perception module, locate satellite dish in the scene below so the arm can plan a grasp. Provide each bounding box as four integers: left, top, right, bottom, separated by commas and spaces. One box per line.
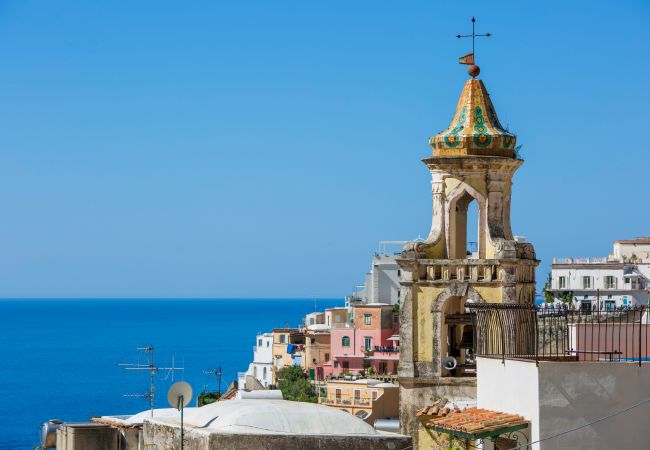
443, 356, 457, 371
167, 381, 193, 410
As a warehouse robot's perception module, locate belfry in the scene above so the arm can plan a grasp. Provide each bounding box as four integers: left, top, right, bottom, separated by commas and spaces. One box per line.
396, 45, 539, 447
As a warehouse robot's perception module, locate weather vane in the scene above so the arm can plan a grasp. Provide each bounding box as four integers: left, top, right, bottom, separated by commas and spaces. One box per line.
456, 17, 491, 78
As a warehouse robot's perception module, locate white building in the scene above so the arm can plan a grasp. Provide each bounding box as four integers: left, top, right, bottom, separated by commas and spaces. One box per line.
243, 332, 274, 387
550, 237, 650, 309
346, 242, 403, 306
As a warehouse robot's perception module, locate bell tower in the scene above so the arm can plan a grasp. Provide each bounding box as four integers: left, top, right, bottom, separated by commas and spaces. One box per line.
397, 68, 539, 447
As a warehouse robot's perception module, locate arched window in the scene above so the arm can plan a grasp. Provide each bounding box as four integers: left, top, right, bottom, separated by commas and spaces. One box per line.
342, 336, 350, 347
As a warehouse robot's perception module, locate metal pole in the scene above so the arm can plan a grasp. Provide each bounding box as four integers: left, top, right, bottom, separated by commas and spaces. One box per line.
179, 396, 184, 450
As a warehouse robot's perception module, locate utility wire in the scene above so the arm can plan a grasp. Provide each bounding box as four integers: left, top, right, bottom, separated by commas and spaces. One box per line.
513, 395, 650, 449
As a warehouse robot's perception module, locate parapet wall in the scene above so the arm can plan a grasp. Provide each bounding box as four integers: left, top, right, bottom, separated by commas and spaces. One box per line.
143, 421, 411, 450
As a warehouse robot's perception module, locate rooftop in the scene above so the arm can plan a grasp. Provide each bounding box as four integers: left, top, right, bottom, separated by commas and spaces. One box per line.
146, 399, 380, 436
615, 237, 650, 244
430, 78, 516, 158
419, 407, 528, 440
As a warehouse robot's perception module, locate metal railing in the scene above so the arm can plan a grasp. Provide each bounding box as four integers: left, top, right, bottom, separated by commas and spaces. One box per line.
469, 304, 649, 366
374, 345, 400, 353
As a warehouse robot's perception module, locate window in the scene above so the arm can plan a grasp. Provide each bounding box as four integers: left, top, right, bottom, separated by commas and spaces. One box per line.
279, 334, 286, 344
258, 339, 262, 346
253, 366, 257, 377
266, 340, 269, 347
354, 390, 360, 400
324, 353, 330, 362
364, 314, 372, 325
342, 336, 350, 347
558, 276, 567, 289
263, 367, 267, 378
334, 361, 339, 368
397, 269, 401, 277
342, 361, 349, 369
604, 276, 617, 289
582, 276, 592, 289
605, 301, 615, 311
364, 337, 372, 351
372, 391, 378, 400
335, 389, 341, 401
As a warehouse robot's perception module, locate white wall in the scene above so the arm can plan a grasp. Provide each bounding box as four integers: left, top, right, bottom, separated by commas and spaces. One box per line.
247, 333, 274, 387
477, 357, 540, 448
551, 265, 648, 307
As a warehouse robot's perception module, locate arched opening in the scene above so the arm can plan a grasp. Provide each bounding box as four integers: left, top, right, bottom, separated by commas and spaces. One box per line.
449, 191, 481, 259
441, 296, 477, 377
466, 200, 479, 258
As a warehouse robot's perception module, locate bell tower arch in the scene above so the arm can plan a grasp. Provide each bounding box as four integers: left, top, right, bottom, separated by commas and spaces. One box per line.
397, 74, 539, 448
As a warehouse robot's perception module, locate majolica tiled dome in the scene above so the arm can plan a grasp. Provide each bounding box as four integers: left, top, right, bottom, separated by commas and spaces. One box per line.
430, 78, 516, 157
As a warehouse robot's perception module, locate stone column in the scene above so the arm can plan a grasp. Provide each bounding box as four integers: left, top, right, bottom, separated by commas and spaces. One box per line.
398, 261, 416, 379
427, 170, 447, 257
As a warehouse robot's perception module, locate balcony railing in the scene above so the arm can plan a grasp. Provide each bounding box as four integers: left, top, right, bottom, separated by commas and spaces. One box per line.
374, 345, 400, 353
320, 397, 371, 407
470, 303, 649, 365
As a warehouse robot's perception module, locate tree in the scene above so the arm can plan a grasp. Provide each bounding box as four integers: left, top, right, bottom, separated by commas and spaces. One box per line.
198, 391, 221, 406
276, 366, 317, 403
543, 272, 554, 303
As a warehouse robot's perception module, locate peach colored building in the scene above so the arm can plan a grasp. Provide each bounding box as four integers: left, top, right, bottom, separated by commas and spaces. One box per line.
319, 379, 399, 423
271, 328, 305, 383
330, 304, 399, 376
303, 324, 332, 380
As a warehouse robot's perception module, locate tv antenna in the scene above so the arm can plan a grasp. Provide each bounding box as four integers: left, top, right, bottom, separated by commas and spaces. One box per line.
118, 345, 185, 417
167, 381, 193, 450
202, 367, 223, 396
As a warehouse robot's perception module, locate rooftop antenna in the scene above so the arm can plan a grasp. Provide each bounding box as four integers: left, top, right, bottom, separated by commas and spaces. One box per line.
167, 381, 193, 450
202, 366, 223, 396
118, 345, 185, 417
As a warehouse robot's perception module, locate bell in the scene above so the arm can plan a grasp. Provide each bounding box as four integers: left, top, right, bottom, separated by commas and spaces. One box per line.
458, 326, 474, 349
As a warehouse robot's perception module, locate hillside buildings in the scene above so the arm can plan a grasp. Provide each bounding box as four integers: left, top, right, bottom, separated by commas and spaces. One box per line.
396, 70, 539, 448
330, 304, 399, 377
550, 237, 650, 309
319, 378, 399, 423
347, 243, 403, 306
242, 332, 274, 387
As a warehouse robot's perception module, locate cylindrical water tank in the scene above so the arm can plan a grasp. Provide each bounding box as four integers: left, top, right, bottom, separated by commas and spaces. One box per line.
374, 418, 400, 433
41, 419, 61, 448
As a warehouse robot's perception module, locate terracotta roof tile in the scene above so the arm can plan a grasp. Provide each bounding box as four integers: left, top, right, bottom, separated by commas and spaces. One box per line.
421, 408, 527, 435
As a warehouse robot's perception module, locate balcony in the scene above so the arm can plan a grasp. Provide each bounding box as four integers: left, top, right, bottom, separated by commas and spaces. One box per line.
415, 259, 535, 285
374, 345, 400, 353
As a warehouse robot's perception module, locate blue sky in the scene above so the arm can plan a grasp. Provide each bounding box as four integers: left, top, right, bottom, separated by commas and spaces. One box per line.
0, 1, 648, 298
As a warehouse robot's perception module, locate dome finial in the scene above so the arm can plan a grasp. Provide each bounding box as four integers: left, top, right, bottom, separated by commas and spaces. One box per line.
456, 17, 491, 77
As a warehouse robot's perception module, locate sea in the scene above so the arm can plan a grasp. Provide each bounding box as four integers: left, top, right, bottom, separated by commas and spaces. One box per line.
0, 298, 342, 449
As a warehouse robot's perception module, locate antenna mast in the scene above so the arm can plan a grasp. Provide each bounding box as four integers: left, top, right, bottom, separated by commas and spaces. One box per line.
203, 366, 223, 396
118, 345, 185, 417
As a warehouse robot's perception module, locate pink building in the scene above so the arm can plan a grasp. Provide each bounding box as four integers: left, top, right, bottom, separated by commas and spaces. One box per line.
330, 304, 399, 376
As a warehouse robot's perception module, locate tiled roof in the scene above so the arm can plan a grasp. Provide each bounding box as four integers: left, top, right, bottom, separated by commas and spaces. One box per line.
418, 406, 528, 438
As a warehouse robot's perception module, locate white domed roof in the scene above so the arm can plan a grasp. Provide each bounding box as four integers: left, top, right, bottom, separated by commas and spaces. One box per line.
150, 399, 378, 435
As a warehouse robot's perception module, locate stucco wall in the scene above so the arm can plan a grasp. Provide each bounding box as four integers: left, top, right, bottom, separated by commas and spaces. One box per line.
537, 361, 650, 449
143, 422, 411, 450
477, 357, 539, 445
477, 357, 650, 450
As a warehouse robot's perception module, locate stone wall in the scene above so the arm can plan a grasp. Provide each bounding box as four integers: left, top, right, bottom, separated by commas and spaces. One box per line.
143, 421, 411, 450
399, 379, 476, 449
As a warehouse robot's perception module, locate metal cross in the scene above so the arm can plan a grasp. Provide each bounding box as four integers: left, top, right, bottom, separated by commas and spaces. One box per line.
456, 17, 491, 63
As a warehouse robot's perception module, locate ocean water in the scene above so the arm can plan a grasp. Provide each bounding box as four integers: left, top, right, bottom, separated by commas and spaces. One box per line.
0, 298, 342, 449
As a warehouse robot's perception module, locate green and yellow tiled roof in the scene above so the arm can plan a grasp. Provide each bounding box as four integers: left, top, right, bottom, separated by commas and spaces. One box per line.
430, 78, 516, 157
